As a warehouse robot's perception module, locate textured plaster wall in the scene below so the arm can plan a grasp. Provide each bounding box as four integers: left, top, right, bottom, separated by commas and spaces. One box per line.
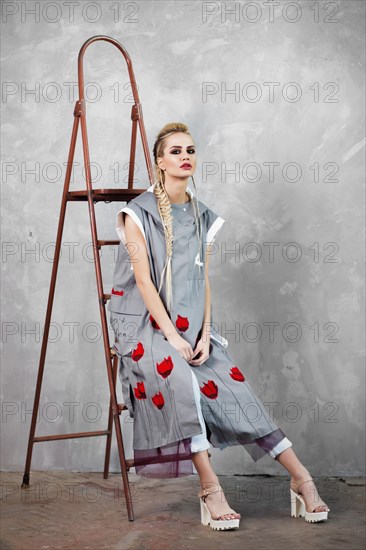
1, 0, 365, 477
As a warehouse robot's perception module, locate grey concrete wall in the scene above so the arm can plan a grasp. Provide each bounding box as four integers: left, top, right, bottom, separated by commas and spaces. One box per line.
1, 0, 365, 477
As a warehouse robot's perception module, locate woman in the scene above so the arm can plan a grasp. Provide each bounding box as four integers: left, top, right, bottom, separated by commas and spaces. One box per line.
108, 122, 330, 530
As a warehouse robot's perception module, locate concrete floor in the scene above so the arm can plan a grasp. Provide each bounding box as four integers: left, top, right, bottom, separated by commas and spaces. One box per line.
0, 471, 365, 549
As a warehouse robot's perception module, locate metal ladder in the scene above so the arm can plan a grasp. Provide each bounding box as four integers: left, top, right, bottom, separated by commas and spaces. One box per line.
21, 35, 156, 522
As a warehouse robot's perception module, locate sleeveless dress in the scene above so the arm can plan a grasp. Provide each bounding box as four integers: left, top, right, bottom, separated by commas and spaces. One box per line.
108, 183, 292, 478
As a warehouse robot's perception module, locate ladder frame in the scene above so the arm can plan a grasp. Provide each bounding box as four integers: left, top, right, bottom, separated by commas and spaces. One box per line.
21, 35, 159, 522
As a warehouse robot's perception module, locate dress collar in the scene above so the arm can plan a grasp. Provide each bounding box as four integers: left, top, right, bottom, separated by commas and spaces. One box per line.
147, 182, 195, 199
131, 182, 206, 224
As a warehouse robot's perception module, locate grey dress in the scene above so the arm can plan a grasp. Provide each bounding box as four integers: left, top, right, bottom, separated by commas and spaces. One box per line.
108, 183, 291, 478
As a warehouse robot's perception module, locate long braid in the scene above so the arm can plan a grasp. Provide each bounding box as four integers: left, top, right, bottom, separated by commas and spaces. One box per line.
154, 179, 174, 310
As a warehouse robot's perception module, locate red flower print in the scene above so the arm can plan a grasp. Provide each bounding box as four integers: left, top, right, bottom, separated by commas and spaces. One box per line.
156, 356, 174, 378
176, 314, 189, 332
200, 380, 218, 399
152, 391, 165, 409
111, 287, 124, 296
134, 381, 146, 399
131, 342, 144, 361
230, 366, 245, 382
149, 314, 160, 330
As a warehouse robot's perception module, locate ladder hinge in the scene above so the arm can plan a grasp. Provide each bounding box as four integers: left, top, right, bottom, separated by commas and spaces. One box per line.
131, 104, 140, 121
74, 99, 85, 117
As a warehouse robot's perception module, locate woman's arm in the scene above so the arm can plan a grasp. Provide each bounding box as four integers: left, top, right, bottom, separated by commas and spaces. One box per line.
124, 212, 197, 362
124, 212, 178, 339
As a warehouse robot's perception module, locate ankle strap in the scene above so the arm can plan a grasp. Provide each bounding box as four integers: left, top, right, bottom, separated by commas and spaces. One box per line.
291, 476, 314, 491
200, 485, 223, 502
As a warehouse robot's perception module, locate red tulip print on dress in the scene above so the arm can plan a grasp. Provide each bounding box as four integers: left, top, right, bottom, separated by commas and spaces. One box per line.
200, 380, 219, 399
156, 356, 174, 378
152, 391, 165, 409
134, 381, 146, 399
131, 342, 144, 361
111, 287, 124, 296
175, 314, 189, 332
230, 366, 245, 382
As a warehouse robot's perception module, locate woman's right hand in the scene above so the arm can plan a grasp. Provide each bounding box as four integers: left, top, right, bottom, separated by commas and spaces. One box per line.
166, 332, 195, 362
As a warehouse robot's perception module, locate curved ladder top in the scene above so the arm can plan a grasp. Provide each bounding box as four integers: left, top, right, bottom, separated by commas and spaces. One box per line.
77, 35, 139, 105
76, 35, 154, 186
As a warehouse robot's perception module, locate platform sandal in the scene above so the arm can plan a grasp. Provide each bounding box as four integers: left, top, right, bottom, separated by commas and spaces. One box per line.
290, 475, 330, 523
198, 484, 241, 531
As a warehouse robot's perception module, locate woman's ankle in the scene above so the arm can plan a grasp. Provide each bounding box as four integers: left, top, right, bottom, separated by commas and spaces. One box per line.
200, 477, 220, 491
291, 468, 311, 481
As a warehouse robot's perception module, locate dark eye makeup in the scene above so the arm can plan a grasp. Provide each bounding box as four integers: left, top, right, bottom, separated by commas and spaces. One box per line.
170, 148, 196, 154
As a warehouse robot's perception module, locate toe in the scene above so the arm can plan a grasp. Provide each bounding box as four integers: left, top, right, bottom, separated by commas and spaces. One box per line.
314, 505, 330, 512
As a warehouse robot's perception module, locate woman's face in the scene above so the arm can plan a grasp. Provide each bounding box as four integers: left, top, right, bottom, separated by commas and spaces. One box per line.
157, 132, 196, 178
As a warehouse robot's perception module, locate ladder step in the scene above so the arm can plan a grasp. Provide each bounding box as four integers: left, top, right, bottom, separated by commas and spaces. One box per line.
67, 188, 147, 202
117, 403, 128, 413
97, 240, 120, 247
103, 294, 111, 302
34, 430, 111, 442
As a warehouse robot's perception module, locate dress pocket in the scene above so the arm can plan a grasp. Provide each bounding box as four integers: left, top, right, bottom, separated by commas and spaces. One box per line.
109, 295, 146, 359
110, 310, 143, 358
108, 293, 146, 316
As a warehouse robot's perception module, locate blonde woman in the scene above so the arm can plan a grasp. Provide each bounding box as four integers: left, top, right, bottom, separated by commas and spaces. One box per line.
108, 122, 330, 530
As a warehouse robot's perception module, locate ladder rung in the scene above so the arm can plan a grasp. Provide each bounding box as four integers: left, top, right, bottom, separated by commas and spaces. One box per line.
117, 403, 128, 413
34, 430, 111, 442
97, 240, 120, 247
67, 188, 147, 202
103, 294, 111, 302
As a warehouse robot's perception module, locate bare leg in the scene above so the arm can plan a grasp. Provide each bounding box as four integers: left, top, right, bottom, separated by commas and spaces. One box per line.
191, 450, 241, 520
275, 447, 330, 512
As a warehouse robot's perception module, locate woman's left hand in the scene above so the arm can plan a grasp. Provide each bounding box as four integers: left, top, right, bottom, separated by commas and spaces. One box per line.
188, 336, 210, 366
